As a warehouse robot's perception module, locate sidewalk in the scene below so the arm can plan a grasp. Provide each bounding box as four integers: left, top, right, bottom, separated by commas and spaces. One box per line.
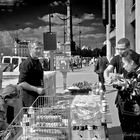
56, 65, 98, 93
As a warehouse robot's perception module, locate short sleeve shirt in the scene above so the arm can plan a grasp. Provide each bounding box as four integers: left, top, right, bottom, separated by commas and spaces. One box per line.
109, 55, 124, 74
19, 56, 43, 86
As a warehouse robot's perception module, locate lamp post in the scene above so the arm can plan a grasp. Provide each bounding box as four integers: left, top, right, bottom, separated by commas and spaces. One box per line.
57, 15, 69, 44
1, 53, 3, 63
78, 22, 82, 49
106, 0, 111, 61
57, 15, 69, 53
48, 14, 53, 33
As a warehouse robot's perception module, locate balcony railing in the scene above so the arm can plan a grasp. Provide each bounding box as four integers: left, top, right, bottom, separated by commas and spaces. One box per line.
131, 3, 135, 12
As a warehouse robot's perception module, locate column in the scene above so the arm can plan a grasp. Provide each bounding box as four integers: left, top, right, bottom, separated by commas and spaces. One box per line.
135, 0, 140, 53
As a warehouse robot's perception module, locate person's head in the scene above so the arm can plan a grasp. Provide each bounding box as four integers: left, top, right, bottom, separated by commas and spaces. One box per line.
1, 84, 19, 105
116, 38, 130, 56
28, 40, 43, 59
122, 50, 139, 72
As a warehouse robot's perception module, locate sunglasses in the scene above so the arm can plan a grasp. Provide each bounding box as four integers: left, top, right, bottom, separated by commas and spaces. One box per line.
116, 48, 127, 50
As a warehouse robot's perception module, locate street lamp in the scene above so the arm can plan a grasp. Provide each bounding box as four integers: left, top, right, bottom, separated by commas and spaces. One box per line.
1, 53, 3, 62
57, 15, 69, 44
48, 14, 53, 33
56, 14, 69, 54
78, 22, 82, 49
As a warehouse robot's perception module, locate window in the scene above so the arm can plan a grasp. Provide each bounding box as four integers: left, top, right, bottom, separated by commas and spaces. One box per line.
12, 58, 18, 65
3, 58, 10, 63
22, 58, 26, 62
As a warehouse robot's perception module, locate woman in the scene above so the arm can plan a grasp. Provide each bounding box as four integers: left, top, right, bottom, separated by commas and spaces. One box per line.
113, 49, 140, 140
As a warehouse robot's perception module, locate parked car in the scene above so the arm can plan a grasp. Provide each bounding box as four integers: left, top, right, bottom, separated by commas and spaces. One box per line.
1, 56, 27, 72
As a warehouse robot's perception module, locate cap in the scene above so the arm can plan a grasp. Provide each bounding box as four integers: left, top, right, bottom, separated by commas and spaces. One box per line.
1, 84, 18, 99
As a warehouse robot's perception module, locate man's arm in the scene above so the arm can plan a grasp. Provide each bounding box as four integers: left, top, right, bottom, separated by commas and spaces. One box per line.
104, 64, 114, 84
18, 82, 43, 95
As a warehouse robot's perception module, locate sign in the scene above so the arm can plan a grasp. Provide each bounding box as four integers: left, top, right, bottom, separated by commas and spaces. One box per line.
59, 58, 69, 73
43, 32, 57, 51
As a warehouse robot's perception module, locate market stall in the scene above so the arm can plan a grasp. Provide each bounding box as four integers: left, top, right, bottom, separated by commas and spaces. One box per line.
2, 82, 112, 140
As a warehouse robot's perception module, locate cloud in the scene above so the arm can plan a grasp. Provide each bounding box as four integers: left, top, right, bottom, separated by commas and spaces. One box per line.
39, 13, 96, 26
82, 13, 95, 20
19, 12, 104, 45
73, 25, 96, 37
72, 13, 95, 25
81, 33, 105, 39
91, 22, 103, 26
50, 1, 65, 6
23, 27, 32, 32
38, 13, 68, 25
24, 22, 33, 26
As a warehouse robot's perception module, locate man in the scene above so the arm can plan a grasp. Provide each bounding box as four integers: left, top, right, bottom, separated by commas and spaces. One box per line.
104, 37, 140, 133
18, 40, 44, 107
94, 48, 109, 92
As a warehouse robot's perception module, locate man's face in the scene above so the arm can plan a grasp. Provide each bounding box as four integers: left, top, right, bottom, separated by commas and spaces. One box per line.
30, 43, 43, 59
116, 44, 129, 56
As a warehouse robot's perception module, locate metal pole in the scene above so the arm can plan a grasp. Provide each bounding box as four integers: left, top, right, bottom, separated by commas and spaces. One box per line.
64, 18, 66, 44
48, 13, 54, 71
66, 0, 70, 43
57, 15, 68, 54
69, 0, 73, 49
49, 14, 52, 33
79, 30, 81, 49
106, 0, 111, 61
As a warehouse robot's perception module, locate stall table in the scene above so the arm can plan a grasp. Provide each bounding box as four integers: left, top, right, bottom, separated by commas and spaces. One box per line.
71, 94, 112, 140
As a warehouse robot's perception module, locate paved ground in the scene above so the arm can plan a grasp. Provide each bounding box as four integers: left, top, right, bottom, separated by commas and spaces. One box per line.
55, 65, 123, 139
56, 65, 98, 92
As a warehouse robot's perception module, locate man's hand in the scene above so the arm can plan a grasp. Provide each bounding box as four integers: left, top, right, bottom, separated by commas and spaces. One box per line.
104, 77, 112, 85
36, 87, 45, 95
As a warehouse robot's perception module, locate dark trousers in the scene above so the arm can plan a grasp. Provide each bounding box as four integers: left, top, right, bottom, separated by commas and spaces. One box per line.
117, 106, 140, 140
98, 73, 106, 91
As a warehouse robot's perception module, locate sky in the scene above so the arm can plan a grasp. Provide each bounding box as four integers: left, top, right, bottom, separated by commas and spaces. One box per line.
0, 0, 106, 50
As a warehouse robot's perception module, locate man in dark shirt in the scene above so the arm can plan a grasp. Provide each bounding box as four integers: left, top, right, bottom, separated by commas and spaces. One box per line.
104, 38, 140, 134
18, 40, 44, 107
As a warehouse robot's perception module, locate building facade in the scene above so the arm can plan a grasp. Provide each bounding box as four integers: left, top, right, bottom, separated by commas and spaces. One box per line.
13, 41, 29, 57
103, 0, 140, 57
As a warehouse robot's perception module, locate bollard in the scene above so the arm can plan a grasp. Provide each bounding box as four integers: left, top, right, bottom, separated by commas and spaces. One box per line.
62, 72, 67, 90
102, 99, 108, 113
87, 125, 94, 140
